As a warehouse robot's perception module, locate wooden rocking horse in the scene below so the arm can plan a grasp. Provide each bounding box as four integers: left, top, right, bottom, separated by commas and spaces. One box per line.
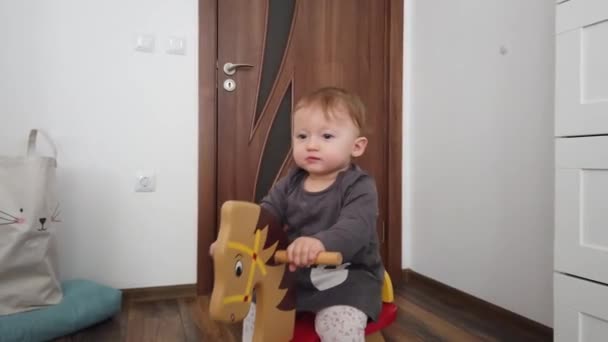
209, 201, 397, 341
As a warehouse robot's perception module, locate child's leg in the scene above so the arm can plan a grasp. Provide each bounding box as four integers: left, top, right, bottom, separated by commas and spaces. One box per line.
242, 303, 256, 342
314, 305, 367, 342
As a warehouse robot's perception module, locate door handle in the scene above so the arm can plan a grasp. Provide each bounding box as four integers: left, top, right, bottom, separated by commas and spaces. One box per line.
223, 62, 253, 76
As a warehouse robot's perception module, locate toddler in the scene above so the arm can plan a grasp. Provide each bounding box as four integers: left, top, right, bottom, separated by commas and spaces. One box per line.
212, 87, 384, 342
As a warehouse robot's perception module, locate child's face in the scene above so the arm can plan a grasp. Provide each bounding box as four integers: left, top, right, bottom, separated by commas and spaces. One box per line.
292, 104, 367, 177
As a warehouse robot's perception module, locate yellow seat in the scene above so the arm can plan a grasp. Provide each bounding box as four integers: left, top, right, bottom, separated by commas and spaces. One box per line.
381, 271, 394, 303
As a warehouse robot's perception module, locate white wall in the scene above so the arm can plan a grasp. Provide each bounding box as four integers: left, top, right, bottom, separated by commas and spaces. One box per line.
0, 0, 199, 289
403, 0, 555, 327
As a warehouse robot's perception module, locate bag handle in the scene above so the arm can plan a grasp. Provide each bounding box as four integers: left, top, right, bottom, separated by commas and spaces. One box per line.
27, 129, 58, 159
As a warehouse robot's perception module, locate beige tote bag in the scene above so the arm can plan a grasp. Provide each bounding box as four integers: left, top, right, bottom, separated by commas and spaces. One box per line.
0, 129, 63, 315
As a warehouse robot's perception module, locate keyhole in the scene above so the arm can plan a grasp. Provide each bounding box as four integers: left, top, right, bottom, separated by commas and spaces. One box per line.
224, 79, 236, 92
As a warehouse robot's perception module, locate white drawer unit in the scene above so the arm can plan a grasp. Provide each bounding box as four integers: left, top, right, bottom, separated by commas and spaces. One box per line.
555, 0, 608, 136
555, 136, 608, 285
554, 273, 608, 342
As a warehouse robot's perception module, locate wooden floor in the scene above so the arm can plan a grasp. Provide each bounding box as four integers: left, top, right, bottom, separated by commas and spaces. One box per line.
54, 278, 552, 342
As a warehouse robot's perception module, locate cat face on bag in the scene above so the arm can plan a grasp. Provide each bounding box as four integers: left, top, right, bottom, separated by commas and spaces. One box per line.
0, 202, 61, 232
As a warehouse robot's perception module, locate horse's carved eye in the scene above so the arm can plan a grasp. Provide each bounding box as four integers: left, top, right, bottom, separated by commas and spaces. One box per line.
235, 260, 243, 277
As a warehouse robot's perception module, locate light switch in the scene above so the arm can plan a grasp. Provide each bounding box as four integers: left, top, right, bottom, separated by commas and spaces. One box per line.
135, 34, 155, 53
135, 171, 156, 192
166, 37, 186, 55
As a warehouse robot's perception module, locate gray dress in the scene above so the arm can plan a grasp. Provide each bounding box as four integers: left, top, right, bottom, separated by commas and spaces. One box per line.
260, 163, 384, 321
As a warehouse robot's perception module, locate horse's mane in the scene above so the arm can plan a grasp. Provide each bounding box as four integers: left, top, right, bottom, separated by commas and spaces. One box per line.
255, 207, 296, 311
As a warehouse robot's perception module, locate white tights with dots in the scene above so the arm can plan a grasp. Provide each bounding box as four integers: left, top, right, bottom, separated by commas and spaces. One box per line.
242, 303, 368, 342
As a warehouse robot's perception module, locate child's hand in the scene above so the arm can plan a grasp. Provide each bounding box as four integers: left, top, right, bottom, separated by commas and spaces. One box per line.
209, 240, 217, 257
287, 237, 326, 272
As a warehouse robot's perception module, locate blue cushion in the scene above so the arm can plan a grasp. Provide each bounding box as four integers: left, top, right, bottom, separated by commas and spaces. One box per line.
0, 279, 122, 342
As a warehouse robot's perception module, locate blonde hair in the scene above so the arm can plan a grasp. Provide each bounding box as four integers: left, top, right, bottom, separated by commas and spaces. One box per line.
294, 87, 366, 134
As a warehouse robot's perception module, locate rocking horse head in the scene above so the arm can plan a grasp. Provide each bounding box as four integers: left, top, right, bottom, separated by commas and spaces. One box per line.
209, 201, 295, 329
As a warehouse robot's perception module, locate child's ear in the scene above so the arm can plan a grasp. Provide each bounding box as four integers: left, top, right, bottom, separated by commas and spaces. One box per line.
351, 137, 368, 157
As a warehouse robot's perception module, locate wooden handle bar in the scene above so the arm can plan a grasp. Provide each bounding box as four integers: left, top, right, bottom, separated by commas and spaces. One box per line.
274, 250, 343, 265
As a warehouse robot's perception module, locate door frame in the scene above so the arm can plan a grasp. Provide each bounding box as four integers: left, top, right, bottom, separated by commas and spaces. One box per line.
197, 0, 404, 295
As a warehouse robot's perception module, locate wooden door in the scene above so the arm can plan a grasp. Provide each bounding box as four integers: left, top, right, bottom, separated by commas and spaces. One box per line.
217, 1, 388, 255
198, 0, 403, 294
